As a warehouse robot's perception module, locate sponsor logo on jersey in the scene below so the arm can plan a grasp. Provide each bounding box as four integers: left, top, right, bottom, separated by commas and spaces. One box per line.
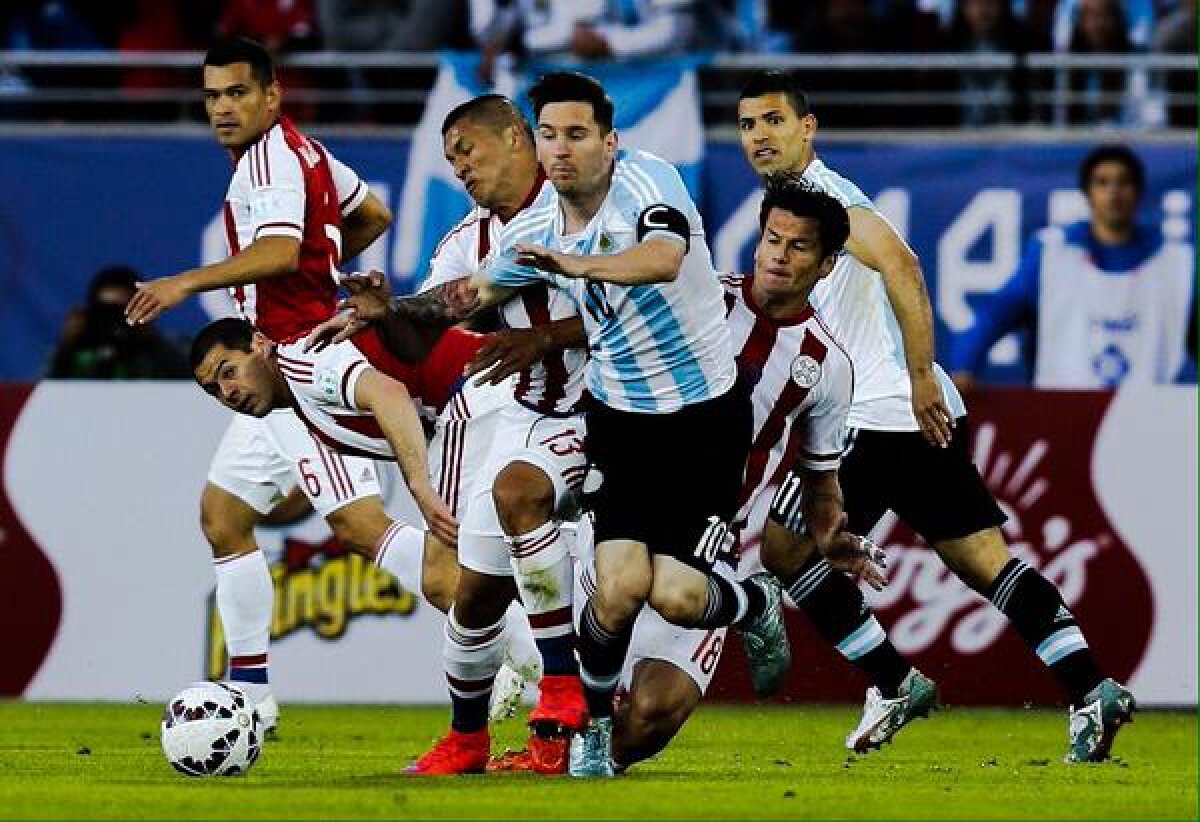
206, 535, 418, 679
790, 354, 822, 388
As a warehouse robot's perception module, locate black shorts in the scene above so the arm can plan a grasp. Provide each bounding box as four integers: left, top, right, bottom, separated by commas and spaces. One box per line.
583, 378, 753, 573
838, 418, 1006, 544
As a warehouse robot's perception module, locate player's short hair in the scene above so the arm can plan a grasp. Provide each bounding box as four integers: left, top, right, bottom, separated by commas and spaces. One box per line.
203, 36, 275, 88
759, 174, 850, 260
739, 70, 811, 118
528, 71, 614, 133
1079, 144, 1145, 196
190, 317, 256, 374
441, 94, 533, 142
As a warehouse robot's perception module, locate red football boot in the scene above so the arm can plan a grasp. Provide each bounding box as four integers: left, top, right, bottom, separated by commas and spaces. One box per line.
405, 728, 490, 775
485, 733, 570, 775
527, 674, 589, 732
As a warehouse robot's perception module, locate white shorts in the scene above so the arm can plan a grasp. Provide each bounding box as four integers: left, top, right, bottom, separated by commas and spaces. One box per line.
573, 557, 727, 695
207, 410, 382, 518
427, 377, 516, 522
458, 403, 588, 577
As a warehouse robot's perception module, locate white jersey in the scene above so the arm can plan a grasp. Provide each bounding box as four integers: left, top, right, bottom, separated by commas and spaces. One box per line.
486, 149, 736, 414
222, 117, 368, 342
274, 338, 408, 460
721, 274, 854, 530
420, 178, 586, 416
801, 157, 965, 431
1035, 224, 1194, 387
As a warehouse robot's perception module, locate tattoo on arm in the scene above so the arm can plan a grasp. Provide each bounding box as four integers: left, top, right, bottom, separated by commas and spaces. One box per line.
390, 282, 480, 328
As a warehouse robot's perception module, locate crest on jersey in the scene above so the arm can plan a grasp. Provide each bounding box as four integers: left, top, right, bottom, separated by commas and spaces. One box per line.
598, 233, 614, 253
790, 354, 822, 388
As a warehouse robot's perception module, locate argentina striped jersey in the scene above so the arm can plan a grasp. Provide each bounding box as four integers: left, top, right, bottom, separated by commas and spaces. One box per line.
482, 149, 735, 413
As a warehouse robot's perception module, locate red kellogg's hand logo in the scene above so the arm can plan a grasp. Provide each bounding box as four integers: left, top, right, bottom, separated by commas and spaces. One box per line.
865, 391, 1153, 705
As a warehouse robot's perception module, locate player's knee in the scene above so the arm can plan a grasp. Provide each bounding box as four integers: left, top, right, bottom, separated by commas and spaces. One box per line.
648, 576, 707, 626
594, 569, 650, 626
492, 462, 555, 535
199, 488, 258, 558
326, 514, 377, 557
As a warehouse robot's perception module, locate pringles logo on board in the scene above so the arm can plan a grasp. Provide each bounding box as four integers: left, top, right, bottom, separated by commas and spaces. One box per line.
206, 535, 418, 679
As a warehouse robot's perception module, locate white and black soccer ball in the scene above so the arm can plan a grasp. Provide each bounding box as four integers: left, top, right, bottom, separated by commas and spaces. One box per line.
161, 681, 261, 777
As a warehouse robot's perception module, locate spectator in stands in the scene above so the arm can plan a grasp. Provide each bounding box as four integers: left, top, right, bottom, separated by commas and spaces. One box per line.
472, 0, 727, 82
1062, 0, 1143, 125
47, 266, 190, 380
940, 0, 1046, 125
950, 145, 1195, 389
216, 0, 318, 53
317, 0, 469, 51
1152, 0, 1196, 127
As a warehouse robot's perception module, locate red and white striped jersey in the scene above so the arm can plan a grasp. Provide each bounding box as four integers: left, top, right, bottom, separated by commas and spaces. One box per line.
722, 274, 854, 529
274, 327, 487, 460
223, 116, 369, 343
421, 175, 585, 416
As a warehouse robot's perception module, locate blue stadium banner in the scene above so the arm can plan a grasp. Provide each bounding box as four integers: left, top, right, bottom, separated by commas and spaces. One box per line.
1, 135, 1192, 381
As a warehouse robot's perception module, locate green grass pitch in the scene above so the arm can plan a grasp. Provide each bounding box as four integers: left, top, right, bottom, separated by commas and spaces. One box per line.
0, 702, 1193, 819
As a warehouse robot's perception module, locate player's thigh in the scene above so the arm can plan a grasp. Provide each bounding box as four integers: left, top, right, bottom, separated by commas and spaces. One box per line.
885, 419, 1007, 546
261, 409, 384, 520
429, 378, 512, 519
206, 414, 297, 521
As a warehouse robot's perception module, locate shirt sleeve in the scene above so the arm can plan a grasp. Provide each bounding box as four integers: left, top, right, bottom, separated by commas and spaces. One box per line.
947, 236, 1042, 374
245, 143, 306, 242
325, 147, 368, 217
617, 154, 701, 248
420, 214, 482, 293
795, 346, 853, 473
281, 340, 371, 412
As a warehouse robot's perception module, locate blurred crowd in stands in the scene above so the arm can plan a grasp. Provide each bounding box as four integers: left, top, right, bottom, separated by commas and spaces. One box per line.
0, 1, 1194, 127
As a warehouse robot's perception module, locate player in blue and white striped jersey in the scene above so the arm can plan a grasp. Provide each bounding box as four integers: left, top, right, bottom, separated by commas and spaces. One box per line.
479, 72, 788, 776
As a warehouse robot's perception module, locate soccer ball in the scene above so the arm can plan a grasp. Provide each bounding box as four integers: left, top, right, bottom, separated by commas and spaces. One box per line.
160, 681, 261, 776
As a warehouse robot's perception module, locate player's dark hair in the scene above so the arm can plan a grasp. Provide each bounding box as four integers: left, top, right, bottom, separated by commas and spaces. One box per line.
739, 70, 811, 118
1079, 144, 1145, 196
203, 36, 275, 88
759, 174, 850, 260
190, 317, 256, 374
441, 94, 534, 142
528, 71, 614, 133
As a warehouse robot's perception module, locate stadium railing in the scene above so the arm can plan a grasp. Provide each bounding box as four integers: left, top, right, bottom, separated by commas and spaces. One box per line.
0, 51, 1194, 132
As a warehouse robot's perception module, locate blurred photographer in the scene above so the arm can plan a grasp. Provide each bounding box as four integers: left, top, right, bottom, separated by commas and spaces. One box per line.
47, 265, 190, 379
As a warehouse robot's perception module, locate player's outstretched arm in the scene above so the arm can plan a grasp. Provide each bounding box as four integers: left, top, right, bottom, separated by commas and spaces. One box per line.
514, 237, 685, 286
125, 236, 301, 325
466, 317, 587, 385
844, 208, 952, 449
340, 192, 392, 262
353, 367, 458, 546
